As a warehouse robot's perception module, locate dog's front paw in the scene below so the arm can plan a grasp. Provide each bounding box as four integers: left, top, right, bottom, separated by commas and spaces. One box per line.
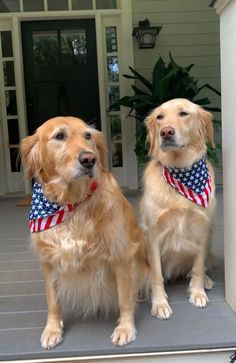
151, 300, 172, 319
111, 324, 136, 347
41, 325, 63, 350
189, 289, 209, 308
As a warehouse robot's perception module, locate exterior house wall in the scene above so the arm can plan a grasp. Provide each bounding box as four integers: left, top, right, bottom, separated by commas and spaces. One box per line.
0, 0, 223, 195
132, 0, 222, 183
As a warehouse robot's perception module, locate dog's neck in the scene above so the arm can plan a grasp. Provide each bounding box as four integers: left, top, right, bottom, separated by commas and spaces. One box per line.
40, 177, 98, 205
157, 145, 206, 169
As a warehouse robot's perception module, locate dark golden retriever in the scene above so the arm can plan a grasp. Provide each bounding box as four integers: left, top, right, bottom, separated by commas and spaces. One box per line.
21, 116, 147, 349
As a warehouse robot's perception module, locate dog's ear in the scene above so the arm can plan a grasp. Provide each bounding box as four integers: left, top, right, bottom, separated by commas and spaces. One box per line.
145, 110, 157, 156
93, 130, 107, 170
198, 107, 215, 148
20, 132, 42, 179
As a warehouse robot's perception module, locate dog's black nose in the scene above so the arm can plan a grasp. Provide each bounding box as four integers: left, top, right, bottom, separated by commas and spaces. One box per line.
79, 152, 96, 169
160, 126, 175, 139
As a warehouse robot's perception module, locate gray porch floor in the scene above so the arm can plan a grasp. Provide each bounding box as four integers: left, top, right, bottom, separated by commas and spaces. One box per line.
0, 190, 236, 361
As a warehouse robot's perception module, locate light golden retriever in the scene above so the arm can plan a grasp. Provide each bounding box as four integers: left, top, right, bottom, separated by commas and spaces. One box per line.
21, 116, 147, 349
141, 98, 216, 319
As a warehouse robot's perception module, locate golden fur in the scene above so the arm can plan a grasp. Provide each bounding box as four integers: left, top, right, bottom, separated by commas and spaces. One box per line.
141, 99, 216, 319
21, 116, 147, 349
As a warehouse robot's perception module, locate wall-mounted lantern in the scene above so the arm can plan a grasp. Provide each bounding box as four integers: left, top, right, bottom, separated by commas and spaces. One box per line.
132, 19, 162, 49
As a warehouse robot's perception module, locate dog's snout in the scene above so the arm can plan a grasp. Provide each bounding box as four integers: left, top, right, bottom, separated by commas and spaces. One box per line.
79, 152, 96, 169
160, 126, 175, 139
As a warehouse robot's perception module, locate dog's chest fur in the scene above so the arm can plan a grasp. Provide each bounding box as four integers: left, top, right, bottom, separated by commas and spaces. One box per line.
33, 200, 127, 273
31, 198, 128, 315
142, 162, 215, 270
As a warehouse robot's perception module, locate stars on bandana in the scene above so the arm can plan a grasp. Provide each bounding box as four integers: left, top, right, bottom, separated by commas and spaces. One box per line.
28, 179, 98, 232
167, 157, 208, 194
163, 156, 212, 208
29, 181, 60, 220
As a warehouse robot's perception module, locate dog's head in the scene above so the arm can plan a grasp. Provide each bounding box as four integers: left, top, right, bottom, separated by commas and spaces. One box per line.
145, 98, 215, 167
21, 117, 106, 200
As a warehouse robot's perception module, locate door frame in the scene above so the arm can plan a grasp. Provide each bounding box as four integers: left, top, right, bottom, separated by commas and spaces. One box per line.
0, 0, 138, 196
0, 18, 27, 194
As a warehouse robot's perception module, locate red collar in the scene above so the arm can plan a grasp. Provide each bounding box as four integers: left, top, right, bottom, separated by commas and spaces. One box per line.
74, 179, 98, 206
89, 179, 98, 193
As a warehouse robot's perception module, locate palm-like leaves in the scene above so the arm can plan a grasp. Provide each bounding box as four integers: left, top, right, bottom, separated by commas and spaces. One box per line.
108, 53, 221, 164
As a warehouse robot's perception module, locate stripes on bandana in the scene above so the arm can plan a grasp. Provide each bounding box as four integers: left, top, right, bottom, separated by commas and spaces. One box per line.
163, 157, 212, 208
28, 180, 97, 232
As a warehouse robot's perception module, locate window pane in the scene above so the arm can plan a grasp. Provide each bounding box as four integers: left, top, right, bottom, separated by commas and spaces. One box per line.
110, 115, 121, 141
106, 26, 118, 53
1, 31, 13, 57
72, 0, 93, 9
9, 147, 21, 172
111, 142, 123, 167
33, 31, 58, 66
23, 0, 44, 11
61, 30, 87, 65
5, 90, 17, 115
7, 119, 19, 144
107, 56, 119, 82
3, 61, 15, 87
96, 0, 117, 9
47, 0, 68, 10
3, 61, 15, 86
0, 0, 20, 12
108, 86, 120, 110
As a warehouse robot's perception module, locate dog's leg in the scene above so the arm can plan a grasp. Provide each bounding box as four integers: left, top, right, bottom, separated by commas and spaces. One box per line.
40, 262, 63, 350
189, 243, 209, 308
148, 229, 172, 319
111, 261, 137, 347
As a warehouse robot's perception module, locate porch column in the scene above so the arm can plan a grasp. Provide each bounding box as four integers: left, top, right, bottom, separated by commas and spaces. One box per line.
212, 0, 236, 312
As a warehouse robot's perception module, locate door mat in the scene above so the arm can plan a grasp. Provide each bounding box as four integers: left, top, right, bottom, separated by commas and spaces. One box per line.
16, 195, 32, 206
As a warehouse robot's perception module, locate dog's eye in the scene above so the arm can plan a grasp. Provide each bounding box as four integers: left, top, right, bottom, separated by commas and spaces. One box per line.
55, 132, 65, 140
179, 111, 189, 117
84, 131, 92, 140
157, 114, 164, 120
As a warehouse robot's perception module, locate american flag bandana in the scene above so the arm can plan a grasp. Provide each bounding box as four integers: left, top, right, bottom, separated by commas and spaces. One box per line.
163, 156, 212, 208
28, 180, 97, 233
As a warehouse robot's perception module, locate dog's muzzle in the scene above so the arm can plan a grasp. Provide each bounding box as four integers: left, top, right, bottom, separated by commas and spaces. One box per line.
159, 126, 178, 149
76, 151, 96, 178
79, 152, 96, 169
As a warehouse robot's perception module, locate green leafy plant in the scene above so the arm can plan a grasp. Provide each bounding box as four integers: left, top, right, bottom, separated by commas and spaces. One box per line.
108, 53, 221, 165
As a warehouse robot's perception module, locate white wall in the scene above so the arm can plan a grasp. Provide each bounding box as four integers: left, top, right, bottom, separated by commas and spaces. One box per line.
132, 0, 222, 183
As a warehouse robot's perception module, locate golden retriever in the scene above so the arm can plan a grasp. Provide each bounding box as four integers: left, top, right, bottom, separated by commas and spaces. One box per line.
141, 98, 216, 319
20, 116, 147, 349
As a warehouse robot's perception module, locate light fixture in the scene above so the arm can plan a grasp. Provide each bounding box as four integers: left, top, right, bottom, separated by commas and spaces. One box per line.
132, 19, 162, 49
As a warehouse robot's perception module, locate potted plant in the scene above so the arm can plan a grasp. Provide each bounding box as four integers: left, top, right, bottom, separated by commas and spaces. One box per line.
108, 53, 221, 166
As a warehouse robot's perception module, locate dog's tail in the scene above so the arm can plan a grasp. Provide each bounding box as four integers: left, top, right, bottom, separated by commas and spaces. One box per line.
136, 249, 150, 302
206, 251, 217, 270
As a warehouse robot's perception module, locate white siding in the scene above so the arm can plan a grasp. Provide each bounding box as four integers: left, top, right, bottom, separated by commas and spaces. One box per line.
132, 0, 222, 183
